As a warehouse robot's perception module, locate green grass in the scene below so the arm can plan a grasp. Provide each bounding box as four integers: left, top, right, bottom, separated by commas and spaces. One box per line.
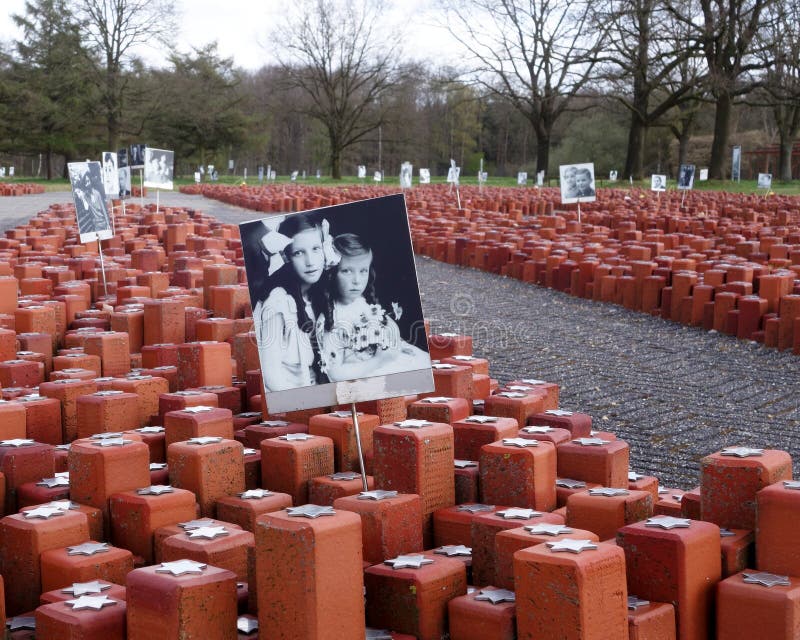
2, 175, 799, 195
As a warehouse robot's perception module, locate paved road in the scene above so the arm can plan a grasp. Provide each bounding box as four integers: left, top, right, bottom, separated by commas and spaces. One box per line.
2, 191, 798, 488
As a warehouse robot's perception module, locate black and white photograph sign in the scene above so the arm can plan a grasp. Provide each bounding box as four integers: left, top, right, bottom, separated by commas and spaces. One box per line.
129, 144, 145, 169
609, 170, 618, 181
68, 161, 113, 243
517, 172, 527, 186
143, 148, 174, 190
446, 161, 460, 184
677, 164, 695, 190
400, 162, 413, 188
101, 152, 118, 198
373, 171, 382, 182
239, 194, 433, 411
537, 170, 545, 186
419, 168, 430, 184
699, 168, 709, 181
357, 165, 366, 179
757, 173, 772, 189
559, 162, 597, 203
651, 174, 667, 192
731, 146, 742, 182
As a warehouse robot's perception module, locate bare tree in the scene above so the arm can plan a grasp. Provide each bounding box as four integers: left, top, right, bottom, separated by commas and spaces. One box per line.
443, 0, 609, 175
666, 0, 776, 179
73, 0, 177, 149
275, 0, 400, 179
599, 0, 700, 178
754, 0, 800, 181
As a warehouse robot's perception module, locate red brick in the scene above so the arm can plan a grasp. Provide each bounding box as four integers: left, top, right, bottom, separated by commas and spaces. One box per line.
260, 434, 334, 506
35, 597, 127, 640
161, 524, 254, 581
308, 411, 379, 473
215, 489, 293, 533
39, 541, 134, 592
556, 437, 630, 488
566, 488, 654, 541
163, 406, 234, 448
447, 587, 516, 640
452, 415, 518, 460
407, 396, 471, 424
716, 570, 800, 639
76, 391, 140, 439
479, 439, 556, 511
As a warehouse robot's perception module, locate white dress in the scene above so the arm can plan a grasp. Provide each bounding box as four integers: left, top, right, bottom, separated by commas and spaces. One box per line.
254, 287, 315, 390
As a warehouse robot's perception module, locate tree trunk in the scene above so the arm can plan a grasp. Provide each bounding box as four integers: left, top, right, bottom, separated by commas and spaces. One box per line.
45, 148, 53, 181
535, 133, 550, 176
624, 113, 646, 180
708, 91, 733, 179
778, 135, 793, 181
330, 150, 341, 180
678, 131, 690, 167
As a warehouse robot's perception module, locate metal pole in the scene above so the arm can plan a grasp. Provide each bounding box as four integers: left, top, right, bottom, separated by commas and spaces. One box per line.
140, 169, 144, 208
349, 403, 368, 491
97, 234, 108, 298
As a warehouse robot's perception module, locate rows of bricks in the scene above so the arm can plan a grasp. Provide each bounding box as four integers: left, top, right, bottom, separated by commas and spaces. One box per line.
184, 183, 800, 356
0, 184, 46, 197
0, 198, 798, 638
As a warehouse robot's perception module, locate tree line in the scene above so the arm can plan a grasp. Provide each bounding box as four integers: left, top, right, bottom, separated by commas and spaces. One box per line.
0, 0, 797, 181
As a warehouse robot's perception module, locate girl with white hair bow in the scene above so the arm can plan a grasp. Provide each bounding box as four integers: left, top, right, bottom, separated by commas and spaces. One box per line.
247, 212, 340, 391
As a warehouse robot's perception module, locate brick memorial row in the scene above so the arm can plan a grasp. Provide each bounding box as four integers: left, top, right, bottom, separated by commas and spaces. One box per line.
0, 200, 797, 638
185, 183, 800, 354
0, 184, 46, 197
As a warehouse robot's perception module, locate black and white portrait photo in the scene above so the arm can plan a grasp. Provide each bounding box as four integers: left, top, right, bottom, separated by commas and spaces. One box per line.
118, 165, 131, 198
357, 165, 367, 179
447, 161, 460, 184
129, 143, 146, 169
757, 173, 772, 189
677, 164, 695, 190
651, 174, 667, 192
143, 148, 174, 190
559, 162, 597, 204
68, 161, 113, 243
419, 168, 430, 184
399, 162, 413, 188
101, 152, 118, 198
240, 194, 433, 411
517, 172, 528, 186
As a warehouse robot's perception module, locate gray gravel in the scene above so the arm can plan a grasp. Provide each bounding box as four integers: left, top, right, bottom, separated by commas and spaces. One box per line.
2, 190, 798, 489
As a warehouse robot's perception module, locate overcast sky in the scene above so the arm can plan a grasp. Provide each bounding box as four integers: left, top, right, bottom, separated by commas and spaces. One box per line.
1, 0, 460, 70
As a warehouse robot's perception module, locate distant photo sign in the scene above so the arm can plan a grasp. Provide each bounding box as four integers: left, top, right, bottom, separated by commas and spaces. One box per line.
559, 162, 596, 204
651, 174, 667, 192
677, 164, 695, 190
517, 172, 527, 186
129, 144, 145, 169
101, 152, 118, 198
758, 173, 772, 189
239, 194, 433, 412
419, 168, 430, 184
143, 148, 174, 190
68, 161, 113, 243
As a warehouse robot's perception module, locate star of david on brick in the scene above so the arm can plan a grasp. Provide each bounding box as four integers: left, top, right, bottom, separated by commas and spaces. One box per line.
475, 588, 516, 604
287, 505, 336, 518
156, 559, 207, 576
394, 419, 432, 428
365, 629, 393, 640
137, 485, 174, 496
178, 518, 217, 530
48, 500, 79, 511
628, 596, 650, 610
546, 539, 598, 553
523, 425, 554, 434
62, 581, 111, 596
6, 616, 36, 631
742, 571, 791, 588
432, 363, 457, 369
187, 436, 223, 445
628, 471, 645, 481
329, 410, 361, 418
91, 432, 124, 439
37, 475, 70, 488
66, 595, 118, 610
497, 391, 527, 398
495, 508, 542, 520
0, 438, 35, 447
720, 447, 764, 458
546, 409, 574, 416
464, 415, 498, 424
278, 433, 315, 441
502, 437, 539, 448
182, 405, 214, 414
329, 471, 361, 481
451, 355, 475, 361
92, 437, 132, 447
67, 542, 109, 556
720, 528, 736, 537
260, 420, 290, 427
645, 515, 691, 529
187, 525, 229, 539
384, 554, 434, 569
589, 487, 630, 497
556, 478, 587, 489
239, 489, 273, 499
783, 480, 800, 490
24, 505, 65, 519
454, 459, 478, 468
421, 396, 453, 403
457, 503, 495, 513
358, 490, 398, 501
136, 426, 165, 433
149, 462, 167, 471
243, 448, 258, 455
94, 390, 124, 396
524, 523, 574, 536
435, 544, 472, 557
521, 379, 546, 385
572, 437, 610, 446
507, 385, 535, 392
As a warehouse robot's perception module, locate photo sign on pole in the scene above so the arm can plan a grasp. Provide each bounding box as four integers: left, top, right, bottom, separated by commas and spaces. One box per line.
399, 162, 413, 189
101, 152, 118, 198
143, 148, 174, 190
239, 193, 434, 414
732, 146, 742, 182
677, 164, 696, 190
419, 168, 430, 184
559, 162, 596, 223
68, 161, 113, 243
651, 174, 667, 192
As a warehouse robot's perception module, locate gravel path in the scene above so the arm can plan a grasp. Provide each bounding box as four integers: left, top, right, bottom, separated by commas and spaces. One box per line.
1, 190, 798, 488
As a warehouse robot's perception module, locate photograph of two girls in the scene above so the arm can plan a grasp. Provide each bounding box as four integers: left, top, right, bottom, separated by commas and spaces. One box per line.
240, 194, 432, 399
